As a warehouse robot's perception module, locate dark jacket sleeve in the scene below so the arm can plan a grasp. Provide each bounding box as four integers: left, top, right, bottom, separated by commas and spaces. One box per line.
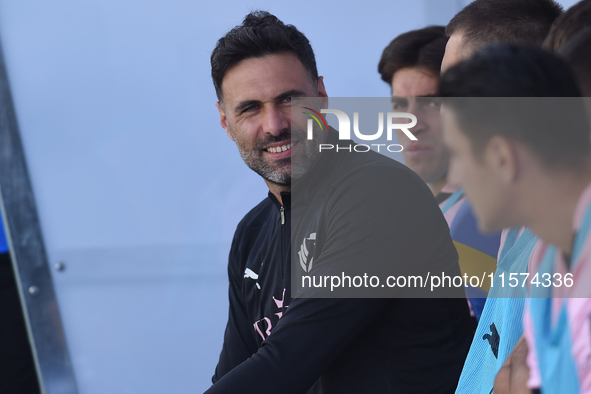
211, 231, 259, 383
206, 297, 390, 394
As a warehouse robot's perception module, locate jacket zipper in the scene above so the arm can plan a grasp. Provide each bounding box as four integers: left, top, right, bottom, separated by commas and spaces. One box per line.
280, 206, 285, 225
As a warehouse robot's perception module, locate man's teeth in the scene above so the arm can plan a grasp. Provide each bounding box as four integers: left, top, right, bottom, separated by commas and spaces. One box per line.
266, 142, 293, 153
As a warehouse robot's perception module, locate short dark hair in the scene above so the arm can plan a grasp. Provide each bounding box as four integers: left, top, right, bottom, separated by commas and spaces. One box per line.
446, 0, 563, 54
440, 44, 589, 168
378, 26, 448, 84
559, 27, 591, 96
211, 11, 318, 101
543, 0, 591, 51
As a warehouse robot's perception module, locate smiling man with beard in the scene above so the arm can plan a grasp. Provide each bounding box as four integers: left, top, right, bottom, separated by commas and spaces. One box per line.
207, 11, 474, 394
215, 51, 326, 195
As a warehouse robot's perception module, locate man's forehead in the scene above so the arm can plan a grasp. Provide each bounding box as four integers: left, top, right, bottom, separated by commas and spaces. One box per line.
391, 67, 439, 97
220, 53, 313, 104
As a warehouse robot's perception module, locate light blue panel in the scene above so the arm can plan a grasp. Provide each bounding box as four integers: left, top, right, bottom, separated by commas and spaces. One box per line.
558, 0, 585, 9
50, 245, 228, 394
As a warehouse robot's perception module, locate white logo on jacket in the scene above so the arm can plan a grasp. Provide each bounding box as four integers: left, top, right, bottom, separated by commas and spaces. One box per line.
298, 232, 316, 272
244, 268, 260, 289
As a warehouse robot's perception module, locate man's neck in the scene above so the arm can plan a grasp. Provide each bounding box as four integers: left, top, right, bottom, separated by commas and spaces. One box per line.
265, 180, 290, 206
525, 161, 591, 256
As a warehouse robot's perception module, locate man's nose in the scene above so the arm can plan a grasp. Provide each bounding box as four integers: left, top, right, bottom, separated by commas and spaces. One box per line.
407, 102, 428, 136
262, 106, 290, 136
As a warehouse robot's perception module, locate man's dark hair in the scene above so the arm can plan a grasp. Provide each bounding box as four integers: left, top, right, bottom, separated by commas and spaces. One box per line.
559, 28, 591, 96
440, 44, 589, 168
211, 11, 318, 102
543, 0, 591, 51
446, 0, 563, 54
378, 26, 448, 84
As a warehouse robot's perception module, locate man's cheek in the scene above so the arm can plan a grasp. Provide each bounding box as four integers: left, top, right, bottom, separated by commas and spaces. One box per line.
454, 160, 469, 188
395, 130, 411, 145
447, 157, 460, 182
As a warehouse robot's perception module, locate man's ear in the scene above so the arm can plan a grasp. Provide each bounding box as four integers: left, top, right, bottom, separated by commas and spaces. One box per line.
485, 135, 519, 184
317, 76, 328, 108
216, 101, 235, 141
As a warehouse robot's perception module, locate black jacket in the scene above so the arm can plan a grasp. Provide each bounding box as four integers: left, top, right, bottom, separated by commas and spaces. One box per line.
209, 130, 473, 393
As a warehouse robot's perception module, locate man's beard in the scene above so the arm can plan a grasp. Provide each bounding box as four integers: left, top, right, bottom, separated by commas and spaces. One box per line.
231, 126, 325, 186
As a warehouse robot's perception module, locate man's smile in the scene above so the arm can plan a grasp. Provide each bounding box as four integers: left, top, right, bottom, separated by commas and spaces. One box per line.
263, 140, 300, 159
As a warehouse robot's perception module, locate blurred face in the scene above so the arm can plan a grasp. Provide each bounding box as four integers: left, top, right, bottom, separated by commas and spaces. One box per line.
216, 53, 327, 186
391, 67, 449, 185
441, 107, 509, 233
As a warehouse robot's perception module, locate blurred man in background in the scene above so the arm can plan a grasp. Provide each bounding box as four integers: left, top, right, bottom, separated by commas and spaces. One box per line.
441, 0, 562, 73
559, 28, 591, 96
441, 43, 591, 394
543, 0, 591, 97
378, 26, 449, 200
439, 1, 563, 393
379, 26, 500, 324
543, 0, 591, 52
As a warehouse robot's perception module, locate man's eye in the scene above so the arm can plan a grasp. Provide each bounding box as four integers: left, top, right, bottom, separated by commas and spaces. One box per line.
392, 99, 408, 110
415, 98, 441, 109
243, 105, 260, 113
425, 99, 442, 108
282, 97, 292, 103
